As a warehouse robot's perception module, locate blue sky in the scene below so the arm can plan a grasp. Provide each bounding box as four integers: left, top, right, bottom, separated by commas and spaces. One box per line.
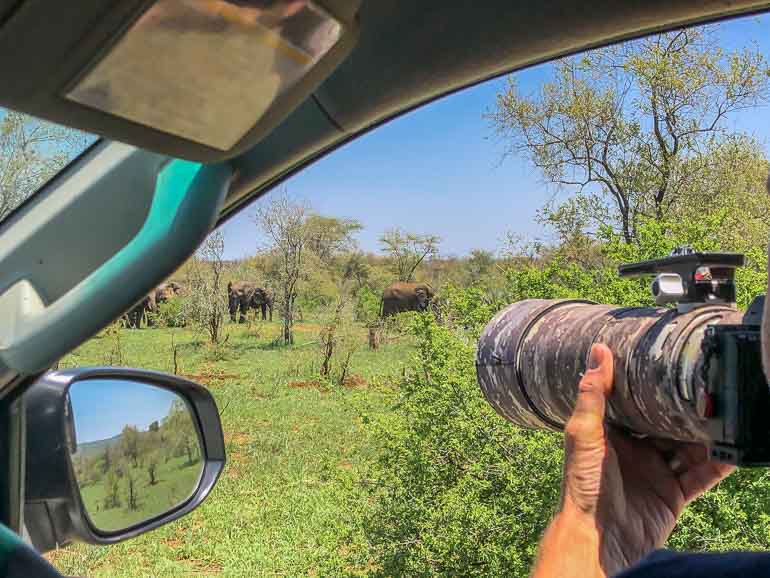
69, 379, 182, 443
218, 16, 770, 260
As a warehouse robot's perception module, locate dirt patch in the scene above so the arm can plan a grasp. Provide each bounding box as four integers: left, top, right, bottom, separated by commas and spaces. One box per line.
181, 559, 223, 575
182, 370, 241, 387
183, 372, 241, 381
225, 431, 252, 446
223, 430, 251, 479
342, 374, 368, 388
161, 536, 183, 549
181, 362, 242, 387
288, 379, 328, 392
226, 452, 246, 479
293, 323, 322, 333
338, 460, 353, 470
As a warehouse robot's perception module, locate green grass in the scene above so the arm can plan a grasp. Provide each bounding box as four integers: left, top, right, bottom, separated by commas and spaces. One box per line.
46, 320, 413, 577
80, 455, 202, 533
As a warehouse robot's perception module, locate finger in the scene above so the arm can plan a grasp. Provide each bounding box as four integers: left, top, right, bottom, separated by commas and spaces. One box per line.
565, 344, 614, 443
679, 459, 736, 504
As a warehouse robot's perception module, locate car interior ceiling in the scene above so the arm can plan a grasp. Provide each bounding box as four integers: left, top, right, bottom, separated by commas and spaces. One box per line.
2, 1, 770, 228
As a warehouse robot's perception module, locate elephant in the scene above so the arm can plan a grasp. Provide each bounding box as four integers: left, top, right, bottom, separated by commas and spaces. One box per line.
123, 292, 156, 329
381, 282, 435, 316
155, 281, 184, 304
227, 281, 274, 322
123, 281, 183, 329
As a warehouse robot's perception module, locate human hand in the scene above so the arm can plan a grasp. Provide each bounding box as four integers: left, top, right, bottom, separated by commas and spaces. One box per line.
532, 343, 735, 578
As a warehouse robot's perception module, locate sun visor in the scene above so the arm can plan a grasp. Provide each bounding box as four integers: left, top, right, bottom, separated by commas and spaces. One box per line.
0, 0, 358, 162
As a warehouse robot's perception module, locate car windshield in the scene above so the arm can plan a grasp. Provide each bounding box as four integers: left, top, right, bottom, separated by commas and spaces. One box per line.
0, 108, 97, 223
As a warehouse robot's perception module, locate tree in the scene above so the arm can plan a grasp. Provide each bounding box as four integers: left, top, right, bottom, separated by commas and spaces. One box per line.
146, 452, 159, 486
465, 249, 495, 284
0, 111, 91, 221
103, 470, 121, 510
184, 230, 228, 343
164, 399, 199, 466
256, 195, 313, 345
306, 215, 362, 264
256, 194, 358, 344
123, 463, 140, 511
379, 228, 440, 282
101, 445, 113, 475
119, 425, 140, 468
490, 26, 770, 244
342, 251, 371, 290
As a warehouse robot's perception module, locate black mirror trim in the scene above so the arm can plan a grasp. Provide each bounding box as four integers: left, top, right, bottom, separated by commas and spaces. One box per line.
24, 367, 225, 551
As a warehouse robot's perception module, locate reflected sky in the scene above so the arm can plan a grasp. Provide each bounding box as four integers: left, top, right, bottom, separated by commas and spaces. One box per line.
69, 379, 182, 444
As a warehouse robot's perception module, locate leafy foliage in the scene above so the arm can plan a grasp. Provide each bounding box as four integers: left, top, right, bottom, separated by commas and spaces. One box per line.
0, 111, 93, 220
490, 27, 770, 243
379, 228, 441, 282
366, 311, 563, 576
184, 231, 228, 343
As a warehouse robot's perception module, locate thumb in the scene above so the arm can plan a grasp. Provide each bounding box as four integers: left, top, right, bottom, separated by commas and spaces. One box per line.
565, 343, 615, 443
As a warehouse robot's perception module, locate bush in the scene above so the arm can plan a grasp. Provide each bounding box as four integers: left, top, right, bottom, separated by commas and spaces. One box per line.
355, 286, 382, 325
153, 297, 189, 328
366, 311, 563, 576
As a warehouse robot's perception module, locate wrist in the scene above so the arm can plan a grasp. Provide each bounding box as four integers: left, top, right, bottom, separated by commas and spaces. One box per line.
531, 504, 605, 578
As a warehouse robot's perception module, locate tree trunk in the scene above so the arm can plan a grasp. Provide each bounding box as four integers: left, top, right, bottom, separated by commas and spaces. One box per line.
368, 326, 379, 351
283, 292, 295, 345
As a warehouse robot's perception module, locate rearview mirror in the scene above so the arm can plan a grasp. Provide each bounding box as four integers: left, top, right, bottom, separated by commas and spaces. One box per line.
24, 368, 225, 552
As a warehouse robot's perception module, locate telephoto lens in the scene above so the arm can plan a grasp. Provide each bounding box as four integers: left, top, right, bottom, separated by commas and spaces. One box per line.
475, 298, 742, 443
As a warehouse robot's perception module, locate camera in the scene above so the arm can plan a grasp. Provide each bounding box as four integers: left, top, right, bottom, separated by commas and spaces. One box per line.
476, 248, 770, 466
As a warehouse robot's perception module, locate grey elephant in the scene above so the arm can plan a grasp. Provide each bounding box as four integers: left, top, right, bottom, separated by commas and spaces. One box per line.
381, 282, 435, 316
123, 292, 156, 329
123, 281, 183, 329
227, 281, 274, 322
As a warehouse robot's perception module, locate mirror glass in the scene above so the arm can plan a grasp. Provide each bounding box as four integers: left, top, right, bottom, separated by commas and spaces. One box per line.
67, 378, 204, 533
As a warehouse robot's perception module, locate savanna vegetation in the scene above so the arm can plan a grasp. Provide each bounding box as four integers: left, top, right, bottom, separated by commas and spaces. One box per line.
26, 21, 770, 578
72, 400, 202, 532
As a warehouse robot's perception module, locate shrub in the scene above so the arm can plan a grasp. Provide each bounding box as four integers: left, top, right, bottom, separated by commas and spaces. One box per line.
355, 286, 382, 326
366, 311, 563, 576
153, 297, 189, 328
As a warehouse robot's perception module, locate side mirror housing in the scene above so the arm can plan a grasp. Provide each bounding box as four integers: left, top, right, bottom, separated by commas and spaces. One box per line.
24, 368, 225, 552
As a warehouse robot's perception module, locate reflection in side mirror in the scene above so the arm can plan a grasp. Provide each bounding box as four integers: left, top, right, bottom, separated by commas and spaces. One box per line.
68, 380, 204, 534
24, 368, 225, 553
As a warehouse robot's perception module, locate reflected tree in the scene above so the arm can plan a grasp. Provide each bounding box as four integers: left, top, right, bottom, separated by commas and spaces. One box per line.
123, 462, 140, 512
119, 425, 141, 468
103, 470, 121, 510
147, 451, 159, 486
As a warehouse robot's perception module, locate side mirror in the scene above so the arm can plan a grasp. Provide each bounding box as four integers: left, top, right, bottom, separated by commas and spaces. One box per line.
24, 368, 225, 552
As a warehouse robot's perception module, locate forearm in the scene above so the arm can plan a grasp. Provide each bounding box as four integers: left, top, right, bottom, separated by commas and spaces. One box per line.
531, 502, 605, 578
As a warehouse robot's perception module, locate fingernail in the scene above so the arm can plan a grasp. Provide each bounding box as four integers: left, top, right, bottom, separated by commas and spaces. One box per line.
588, 347, 601, 370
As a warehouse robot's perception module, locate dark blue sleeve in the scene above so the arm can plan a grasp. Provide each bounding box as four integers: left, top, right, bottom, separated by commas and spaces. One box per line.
615, 549, 770, 577
0, 524, 62, 578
